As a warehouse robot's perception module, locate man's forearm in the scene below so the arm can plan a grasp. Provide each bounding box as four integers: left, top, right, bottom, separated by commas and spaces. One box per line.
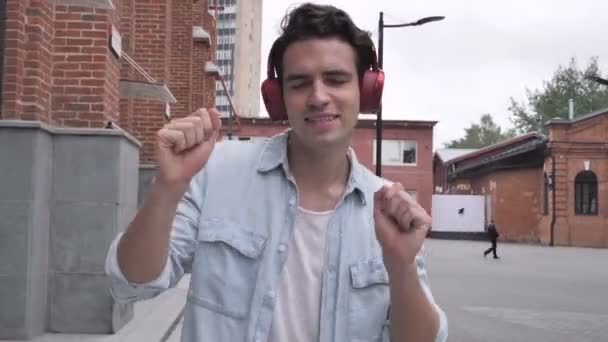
117, 181, 187, 283
388, 263, 439, 342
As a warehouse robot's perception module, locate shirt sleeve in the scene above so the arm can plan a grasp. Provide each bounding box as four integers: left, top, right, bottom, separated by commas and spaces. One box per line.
105, 169, 208, 303
416, 246, 449, 342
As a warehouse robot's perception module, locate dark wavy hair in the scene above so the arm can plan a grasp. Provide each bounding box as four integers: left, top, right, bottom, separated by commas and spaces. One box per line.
270, 3, 375, 83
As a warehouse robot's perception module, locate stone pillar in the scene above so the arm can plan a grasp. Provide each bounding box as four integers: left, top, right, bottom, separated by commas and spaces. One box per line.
48, 125, 140, 333
0, 121, 52, 339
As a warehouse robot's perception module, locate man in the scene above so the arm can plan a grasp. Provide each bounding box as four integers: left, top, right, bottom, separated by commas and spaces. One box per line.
484, 219, 500, 259
105, 3, 447, 341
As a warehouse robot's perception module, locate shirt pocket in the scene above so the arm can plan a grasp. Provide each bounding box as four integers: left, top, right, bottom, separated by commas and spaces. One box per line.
187, 217, 267, 320
348, 259, 391, 342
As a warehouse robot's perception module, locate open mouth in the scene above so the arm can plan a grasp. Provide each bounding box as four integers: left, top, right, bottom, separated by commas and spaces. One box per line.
305, 115, 339, 123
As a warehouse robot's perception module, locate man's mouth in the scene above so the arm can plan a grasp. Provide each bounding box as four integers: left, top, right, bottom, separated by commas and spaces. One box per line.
305, 115, 339, 123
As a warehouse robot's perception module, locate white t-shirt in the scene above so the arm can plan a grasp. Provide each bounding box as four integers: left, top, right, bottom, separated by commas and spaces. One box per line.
268, 206, 333, 342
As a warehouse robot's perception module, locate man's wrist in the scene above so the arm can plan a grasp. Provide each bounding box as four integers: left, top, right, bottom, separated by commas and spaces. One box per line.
386, 259, 418, 285
150, 177, 189, 203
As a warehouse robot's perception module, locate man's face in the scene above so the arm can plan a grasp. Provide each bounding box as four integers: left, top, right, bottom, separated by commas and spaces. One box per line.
281, 38, 360, 149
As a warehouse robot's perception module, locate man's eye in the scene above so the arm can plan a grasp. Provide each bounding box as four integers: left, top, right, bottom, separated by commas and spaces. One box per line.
289, 82, 308, 89
327, 78, 348, 85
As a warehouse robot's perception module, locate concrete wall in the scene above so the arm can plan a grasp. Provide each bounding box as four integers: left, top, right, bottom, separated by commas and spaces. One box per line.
0, 124, 52, 339
0, 121, 140, 339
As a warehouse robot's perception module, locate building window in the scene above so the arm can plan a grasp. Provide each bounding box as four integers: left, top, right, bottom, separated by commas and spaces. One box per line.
574, 170, 598, 215
373, 140, 417, 165
543, 172, 549, 215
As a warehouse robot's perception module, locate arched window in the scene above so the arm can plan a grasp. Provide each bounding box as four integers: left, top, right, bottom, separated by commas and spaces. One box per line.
574, 171, 598, 215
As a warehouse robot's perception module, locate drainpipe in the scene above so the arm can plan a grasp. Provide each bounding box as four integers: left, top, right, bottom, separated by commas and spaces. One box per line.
550, 153, 556, 246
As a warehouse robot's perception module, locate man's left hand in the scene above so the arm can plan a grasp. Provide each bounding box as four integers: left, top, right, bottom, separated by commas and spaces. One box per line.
374, 183, 431, 274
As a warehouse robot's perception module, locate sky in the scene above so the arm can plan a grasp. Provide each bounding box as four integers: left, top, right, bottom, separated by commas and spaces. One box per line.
257, 0, 608, 148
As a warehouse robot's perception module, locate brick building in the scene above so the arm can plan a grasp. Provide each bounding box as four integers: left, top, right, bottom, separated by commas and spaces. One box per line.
438, 108, 608, 248
1, 0, 219, 163
0, 0, 220, 339
221, 117, 437, 212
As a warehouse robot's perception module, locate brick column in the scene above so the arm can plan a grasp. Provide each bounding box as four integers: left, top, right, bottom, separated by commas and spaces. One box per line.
118, 0, 135, 132
169, 0, 193, 118
51, 5, 121, 128
2, 0, 54, 122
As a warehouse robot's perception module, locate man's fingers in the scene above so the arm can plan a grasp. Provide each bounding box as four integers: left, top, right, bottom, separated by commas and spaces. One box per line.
165, 122, 197, 149
181, 116, 204, 142
195, 108, 214, 142
208, 108, 222, 133
396, 202, 414, 231
374, 203, 399, 243
158, 128, 187, 152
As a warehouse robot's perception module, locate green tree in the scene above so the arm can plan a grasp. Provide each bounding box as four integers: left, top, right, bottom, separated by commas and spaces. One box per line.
446, 114, 516, 148
509, 57, 608, 134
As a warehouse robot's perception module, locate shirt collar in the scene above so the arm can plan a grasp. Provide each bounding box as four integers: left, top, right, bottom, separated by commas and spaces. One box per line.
256, 130, 375, 205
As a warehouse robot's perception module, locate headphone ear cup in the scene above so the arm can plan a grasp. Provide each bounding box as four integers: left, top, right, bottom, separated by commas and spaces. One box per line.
261, 78, 288, 121
359, 69, 385, 114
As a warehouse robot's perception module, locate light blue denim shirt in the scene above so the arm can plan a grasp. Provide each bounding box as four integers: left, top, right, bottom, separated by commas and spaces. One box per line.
105, 130, 448, 342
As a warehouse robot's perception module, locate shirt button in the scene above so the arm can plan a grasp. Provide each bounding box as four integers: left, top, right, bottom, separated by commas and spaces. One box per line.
268, 290, 276, 299
278, 244, 287, 253
288, 198, 296, 206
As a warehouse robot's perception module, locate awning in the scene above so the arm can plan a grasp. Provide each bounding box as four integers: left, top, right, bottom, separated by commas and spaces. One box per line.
119, 80, 177, 103
119, 52, 177, 103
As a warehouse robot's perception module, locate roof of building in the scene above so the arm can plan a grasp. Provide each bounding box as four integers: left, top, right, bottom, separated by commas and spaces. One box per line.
435, 148, 478, 163
450, 132, 545, 164
447, 132, 548, 179
546, 106, 608, 125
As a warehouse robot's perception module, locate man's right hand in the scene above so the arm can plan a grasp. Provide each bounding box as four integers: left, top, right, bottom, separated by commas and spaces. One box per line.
156, 108, 222, 190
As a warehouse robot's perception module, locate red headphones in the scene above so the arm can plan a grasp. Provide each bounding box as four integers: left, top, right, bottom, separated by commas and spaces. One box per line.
261, 39, 385, 121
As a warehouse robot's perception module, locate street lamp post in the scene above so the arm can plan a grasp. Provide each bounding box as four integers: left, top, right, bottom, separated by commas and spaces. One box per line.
375, 12, 445, 176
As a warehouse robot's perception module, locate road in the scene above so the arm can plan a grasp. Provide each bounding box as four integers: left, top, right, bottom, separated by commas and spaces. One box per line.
426, 239, 608, 342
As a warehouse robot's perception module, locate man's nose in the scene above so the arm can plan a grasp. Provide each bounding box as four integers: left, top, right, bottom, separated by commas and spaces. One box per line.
307, 80, 330, 110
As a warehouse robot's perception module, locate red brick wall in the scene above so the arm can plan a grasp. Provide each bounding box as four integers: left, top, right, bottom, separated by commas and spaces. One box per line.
127, 0, 217, 164
118, 0, 135, 132
2, 1, 121, 127
467, 168, 543, 243
129, 0, 173, 163
52, 5, 121, 128
169, 0, 193, 118
351, 126, 434, 212
2, 0, 53, 122
1, 0, 218, 160
546, 148, 608, 247
544, 113, 608, 247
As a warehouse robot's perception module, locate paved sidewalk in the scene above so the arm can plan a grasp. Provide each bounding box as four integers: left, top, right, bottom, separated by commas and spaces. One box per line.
1, 276, 190, 342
